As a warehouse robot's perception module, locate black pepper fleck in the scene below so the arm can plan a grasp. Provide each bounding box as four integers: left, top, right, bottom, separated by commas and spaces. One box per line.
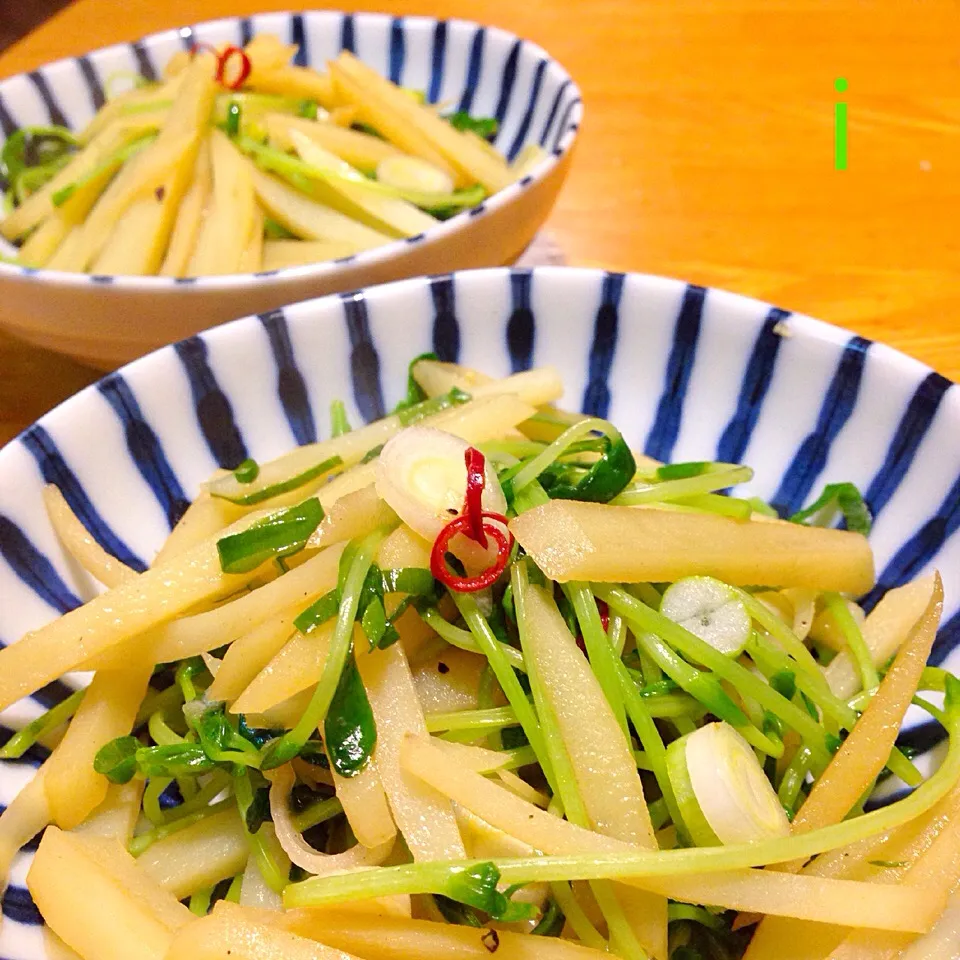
437, 662, 450, 674
155, 185, 166, 201
481, 930, 500, 953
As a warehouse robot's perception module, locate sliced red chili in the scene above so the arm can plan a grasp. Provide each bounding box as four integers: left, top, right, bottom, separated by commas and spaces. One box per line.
217, 46, 252, 90
431, 512, 513, 593
463, 447, 488, 548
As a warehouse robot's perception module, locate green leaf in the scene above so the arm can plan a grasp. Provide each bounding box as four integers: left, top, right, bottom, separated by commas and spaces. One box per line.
259, 737, 302, 771
392, 351, 436, 413
433, 894, 484, 927
237, 716, 285, 749
360, 595, 390, 649
135, 743, 217, 778
447, 111, 498, 139
770, 670, 797, 703
217, 498, 324, 573
194, 703, 259, 765
541, 433, 636, 504
445, 862, 537, 922
530, 897, 564, 936
1, 125, 77, 183
295, 589, 341, 635
298, 100, 319, 120
94, 736, 140, 784
380, 567, 436, 596
789, 482, 872, 536
324, 655, 376, 777
244, 786, 272, 834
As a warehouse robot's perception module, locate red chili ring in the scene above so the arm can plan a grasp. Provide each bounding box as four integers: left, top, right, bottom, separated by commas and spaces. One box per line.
430, 512, 513, 593
463, 447, 488, 548
217, 46, 252, 90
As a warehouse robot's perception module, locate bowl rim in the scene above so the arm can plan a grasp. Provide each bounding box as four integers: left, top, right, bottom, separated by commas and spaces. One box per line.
2, 264, 950, 463
0, 10, 583, 290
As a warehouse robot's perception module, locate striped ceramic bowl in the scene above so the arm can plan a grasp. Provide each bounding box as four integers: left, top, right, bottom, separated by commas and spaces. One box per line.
0, 266, 957, 955
0, 11, 581, 368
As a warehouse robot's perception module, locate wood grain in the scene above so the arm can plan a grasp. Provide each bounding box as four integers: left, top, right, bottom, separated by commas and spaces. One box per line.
1, 0, 958, 445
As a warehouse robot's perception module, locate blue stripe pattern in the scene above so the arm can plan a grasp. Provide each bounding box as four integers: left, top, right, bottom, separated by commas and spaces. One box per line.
457, 28, 485, 114
931, 607, 960, 667
26, 71, 67, 127
0, 516, 81, 613
239, 18, 254, 48
772, 336, 871, 516
290, 14, 308, 67
552, 95, 582, 152
427, 20, 447, 103
506, 271, 534, 372
341, 292, 386, 422
21, 425, 147, 572
259, 309, 317, 446
32, 678, 76, 711
862, 471, 960, 612
2, 887, 42, 926
716, 307, 790, 464
645, 285, 707, 462
97, 374, 190, 529
389, 18, 406, 85
430, 275, 459, 362
507, 58, 547, 162
493, 39, 522, 126
581, 272, 625, 419
340, 14, 356, 54
539, 78, 571, 147
863, 372, 952, 520
131, 40, 157, 81
173, 337, 248, 470
76, 56, 105, 111
0, 95, 16, 137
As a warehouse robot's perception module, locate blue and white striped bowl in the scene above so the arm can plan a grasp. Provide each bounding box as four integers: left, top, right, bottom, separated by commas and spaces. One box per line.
0, 266, 957, 955
0, 11, 580, 368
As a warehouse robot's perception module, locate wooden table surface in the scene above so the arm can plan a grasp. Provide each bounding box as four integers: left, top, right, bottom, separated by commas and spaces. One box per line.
1, 0, 958, 446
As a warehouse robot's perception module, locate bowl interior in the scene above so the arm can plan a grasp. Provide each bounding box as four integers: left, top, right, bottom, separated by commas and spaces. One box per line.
1, 267, 958, 955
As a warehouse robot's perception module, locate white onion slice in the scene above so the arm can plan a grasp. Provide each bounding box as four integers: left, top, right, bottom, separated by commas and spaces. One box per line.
660, 576, 751, 657
267, 765, 393, 875
375, 426, 506, 544
681, 722, 790, 845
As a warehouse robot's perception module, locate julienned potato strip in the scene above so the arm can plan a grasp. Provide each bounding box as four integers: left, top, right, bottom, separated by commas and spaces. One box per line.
509, 498, 876, 593
2, 359, 956, 960
0, 42, 532, 276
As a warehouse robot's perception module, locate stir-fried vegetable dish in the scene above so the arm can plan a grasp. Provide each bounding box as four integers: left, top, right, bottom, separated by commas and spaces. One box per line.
0, 357, 955, 960
0, 39, 542, 275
